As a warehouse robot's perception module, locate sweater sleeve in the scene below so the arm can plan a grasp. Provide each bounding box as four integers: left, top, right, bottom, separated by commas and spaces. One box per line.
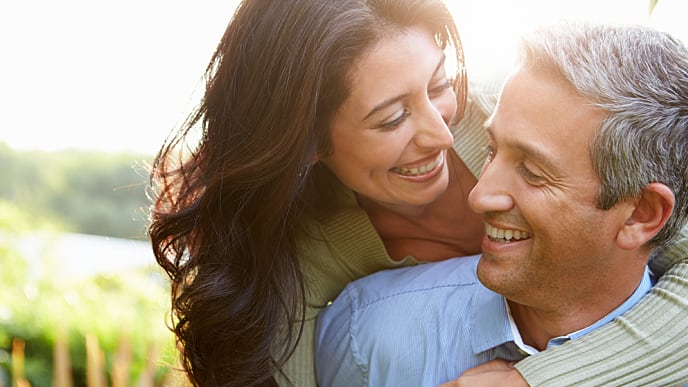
514, 225, 688, 386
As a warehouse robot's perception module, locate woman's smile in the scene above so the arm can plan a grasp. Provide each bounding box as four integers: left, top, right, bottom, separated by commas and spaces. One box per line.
390, 151, 445, 181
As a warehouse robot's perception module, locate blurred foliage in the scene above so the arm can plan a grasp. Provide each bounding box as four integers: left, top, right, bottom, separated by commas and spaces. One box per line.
0, 142, 152, 240
0, 200, 184, 386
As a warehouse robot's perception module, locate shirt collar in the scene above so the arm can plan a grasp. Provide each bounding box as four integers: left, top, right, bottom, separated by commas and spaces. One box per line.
547, 266, 653, 347
470, 283, 513, 354
471, 266, 653, 355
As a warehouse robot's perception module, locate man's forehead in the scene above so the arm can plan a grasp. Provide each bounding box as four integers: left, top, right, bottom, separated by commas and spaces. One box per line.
488, 66, 605, 168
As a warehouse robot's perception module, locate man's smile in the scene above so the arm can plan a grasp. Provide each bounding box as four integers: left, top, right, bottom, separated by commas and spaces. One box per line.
485, 223, 531, 243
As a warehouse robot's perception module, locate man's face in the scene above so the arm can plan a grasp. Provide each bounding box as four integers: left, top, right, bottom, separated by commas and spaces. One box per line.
468, 66, 629, 310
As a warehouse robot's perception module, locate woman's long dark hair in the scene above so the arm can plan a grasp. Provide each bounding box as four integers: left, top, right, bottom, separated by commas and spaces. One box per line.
148, 0, 466, 385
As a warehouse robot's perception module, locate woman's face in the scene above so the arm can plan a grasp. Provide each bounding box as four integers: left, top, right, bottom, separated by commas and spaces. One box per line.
320, 27, 458, 212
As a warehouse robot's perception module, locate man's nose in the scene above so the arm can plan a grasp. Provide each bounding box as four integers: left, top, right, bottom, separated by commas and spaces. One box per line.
468, 158, 515, 214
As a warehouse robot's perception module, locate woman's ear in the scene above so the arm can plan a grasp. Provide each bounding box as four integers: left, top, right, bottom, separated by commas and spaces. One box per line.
616, 183, 675, 250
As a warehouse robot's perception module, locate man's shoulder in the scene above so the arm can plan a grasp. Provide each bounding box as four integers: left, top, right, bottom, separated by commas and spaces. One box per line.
340, 254, 482, 310
315, 255, 489, 386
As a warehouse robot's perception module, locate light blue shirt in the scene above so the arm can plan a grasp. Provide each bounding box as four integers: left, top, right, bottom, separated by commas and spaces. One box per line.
315, 255, 653, 387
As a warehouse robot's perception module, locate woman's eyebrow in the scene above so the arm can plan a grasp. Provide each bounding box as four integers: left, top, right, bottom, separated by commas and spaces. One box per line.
363, 93, 409, 122
363, 55, 447, 122
432, 55, 447, 78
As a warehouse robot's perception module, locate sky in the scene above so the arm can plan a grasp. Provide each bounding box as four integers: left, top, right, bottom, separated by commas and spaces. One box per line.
0, 0, 685, 155
0, 0, 240, 155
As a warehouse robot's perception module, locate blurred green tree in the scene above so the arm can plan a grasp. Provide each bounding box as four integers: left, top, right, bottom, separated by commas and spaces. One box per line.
0, 142, 152, 239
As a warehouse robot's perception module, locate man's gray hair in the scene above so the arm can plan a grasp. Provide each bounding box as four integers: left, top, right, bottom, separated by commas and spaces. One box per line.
517, 22, 688, 246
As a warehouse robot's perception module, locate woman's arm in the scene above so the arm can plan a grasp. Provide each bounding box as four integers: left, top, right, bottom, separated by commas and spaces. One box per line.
514, 227, 688, 386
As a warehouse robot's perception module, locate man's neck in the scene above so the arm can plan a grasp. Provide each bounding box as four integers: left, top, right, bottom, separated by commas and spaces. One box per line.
507, 301, 587, 350
507, 268, 651, 351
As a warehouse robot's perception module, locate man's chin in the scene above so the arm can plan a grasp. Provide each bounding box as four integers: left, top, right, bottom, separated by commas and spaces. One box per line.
476, 255, 517, 292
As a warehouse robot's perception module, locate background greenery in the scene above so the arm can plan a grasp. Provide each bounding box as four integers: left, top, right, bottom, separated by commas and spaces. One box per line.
0, 142, 151, 240
0, 142, 183, 386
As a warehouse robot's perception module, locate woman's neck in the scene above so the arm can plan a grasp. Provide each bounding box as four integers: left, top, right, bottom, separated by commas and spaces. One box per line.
358, 151, 484, 261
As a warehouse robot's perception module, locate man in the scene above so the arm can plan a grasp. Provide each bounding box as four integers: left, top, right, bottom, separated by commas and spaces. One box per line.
315, 22, 688, 387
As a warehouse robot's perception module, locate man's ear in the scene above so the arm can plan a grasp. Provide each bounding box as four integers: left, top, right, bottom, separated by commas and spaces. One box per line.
616, 183, 675, 250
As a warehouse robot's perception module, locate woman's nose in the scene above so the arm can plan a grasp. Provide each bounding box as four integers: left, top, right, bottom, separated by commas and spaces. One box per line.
413, 105, 454, 149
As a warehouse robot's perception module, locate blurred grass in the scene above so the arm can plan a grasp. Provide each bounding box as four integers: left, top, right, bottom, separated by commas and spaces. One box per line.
0, 199, 186, 386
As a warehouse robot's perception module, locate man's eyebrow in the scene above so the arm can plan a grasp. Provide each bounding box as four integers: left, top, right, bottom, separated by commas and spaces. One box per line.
485, 126, 559, 173
363, 55, 447, 122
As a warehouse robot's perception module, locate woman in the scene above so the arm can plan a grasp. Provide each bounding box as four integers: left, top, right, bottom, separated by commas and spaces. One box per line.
148, 0, 688, 386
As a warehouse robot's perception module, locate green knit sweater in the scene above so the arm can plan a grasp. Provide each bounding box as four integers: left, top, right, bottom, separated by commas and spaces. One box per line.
278, 81, 688, 386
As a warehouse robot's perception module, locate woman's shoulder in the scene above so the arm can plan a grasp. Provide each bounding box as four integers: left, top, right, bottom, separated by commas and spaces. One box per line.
297, 186, 417, 306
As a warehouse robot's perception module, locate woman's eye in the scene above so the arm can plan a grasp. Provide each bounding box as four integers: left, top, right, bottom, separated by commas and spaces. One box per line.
429, 80, 452, 96
378, 109, 410, 130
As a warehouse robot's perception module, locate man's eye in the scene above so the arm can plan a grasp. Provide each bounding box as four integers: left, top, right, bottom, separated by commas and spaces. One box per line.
519, 163, 543, 182
378, 109, 410, 130
484, 145, 496, 163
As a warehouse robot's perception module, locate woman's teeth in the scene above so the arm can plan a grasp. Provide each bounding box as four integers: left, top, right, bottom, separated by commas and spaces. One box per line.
485, 224, 530, 242
392, 153, 443, 176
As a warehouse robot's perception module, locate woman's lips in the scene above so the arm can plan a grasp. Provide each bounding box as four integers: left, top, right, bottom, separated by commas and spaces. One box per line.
390, 152, 444, 177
